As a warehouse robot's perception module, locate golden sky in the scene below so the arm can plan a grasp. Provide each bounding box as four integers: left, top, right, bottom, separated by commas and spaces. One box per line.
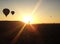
0, 0, 60, 24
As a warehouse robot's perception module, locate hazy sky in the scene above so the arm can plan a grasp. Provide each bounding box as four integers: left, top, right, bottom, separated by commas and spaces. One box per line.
0, 0, 60, 23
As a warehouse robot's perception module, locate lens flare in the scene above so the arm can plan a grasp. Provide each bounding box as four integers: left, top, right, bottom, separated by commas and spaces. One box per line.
22, 16, 33, 24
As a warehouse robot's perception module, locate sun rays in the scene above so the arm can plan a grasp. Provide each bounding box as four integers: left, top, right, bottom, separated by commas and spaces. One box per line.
11, 0, 42, 44
11, 24, 26, 44
31, 0, 42, 15
22, 15, 33, 24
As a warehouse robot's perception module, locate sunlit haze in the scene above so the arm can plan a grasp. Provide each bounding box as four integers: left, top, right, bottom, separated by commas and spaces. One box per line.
0, 0, 60, 24
22, 15, 33, 24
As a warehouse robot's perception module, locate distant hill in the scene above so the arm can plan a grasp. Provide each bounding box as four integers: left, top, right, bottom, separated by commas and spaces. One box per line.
0, 21, 60, 44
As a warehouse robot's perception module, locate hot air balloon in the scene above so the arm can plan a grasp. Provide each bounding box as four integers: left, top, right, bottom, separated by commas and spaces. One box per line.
11, 11, 15, 15
3, 8, 10, 17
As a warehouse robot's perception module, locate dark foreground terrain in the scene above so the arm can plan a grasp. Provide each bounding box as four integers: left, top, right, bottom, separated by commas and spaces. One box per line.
0, 21, 60, 44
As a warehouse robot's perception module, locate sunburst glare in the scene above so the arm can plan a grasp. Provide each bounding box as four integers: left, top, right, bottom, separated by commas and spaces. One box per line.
22, 15, 33, 24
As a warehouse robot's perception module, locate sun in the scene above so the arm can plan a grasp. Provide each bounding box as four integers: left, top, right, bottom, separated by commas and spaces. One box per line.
22, 16, 33, 24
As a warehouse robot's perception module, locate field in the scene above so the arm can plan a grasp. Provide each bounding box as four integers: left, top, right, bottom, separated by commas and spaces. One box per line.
0, 21, 60, 44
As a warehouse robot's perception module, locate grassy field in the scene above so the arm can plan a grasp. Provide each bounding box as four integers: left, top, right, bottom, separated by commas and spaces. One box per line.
0, 21, 60, 44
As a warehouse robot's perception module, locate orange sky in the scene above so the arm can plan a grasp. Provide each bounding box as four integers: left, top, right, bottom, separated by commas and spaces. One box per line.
0, 0, 60, 24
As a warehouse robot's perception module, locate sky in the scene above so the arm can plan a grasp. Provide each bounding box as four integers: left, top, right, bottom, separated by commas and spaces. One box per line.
0, 0, 60, 24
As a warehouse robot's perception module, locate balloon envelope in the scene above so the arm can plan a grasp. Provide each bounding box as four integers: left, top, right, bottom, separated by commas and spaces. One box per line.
3, 8, 10, 17
11, 11, 15, 15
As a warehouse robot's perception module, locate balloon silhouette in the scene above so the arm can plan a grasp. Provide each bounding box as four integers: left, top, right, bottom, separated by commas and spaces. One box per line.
3, 8, 10, 17
11, 11, 15, 15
